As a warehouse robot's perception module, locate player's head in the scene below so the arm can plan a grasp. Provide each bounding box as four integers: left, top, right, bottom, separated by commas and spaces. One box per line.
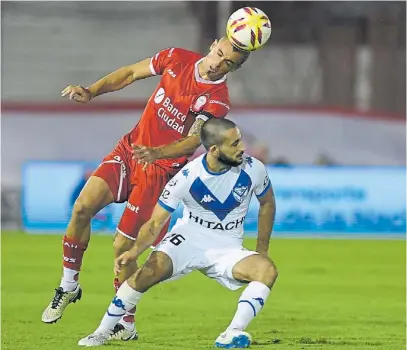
201, 118, 246, 166
202, 37, 250, 80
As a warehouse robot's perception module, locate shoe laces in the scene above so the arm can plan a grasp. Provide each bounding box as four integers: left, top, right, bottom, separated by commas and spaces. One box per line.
51, 287, 65, 309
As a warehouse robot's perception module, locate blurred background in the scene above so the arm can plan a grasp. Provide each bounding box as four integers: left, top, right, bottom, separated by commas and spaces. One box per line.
2, 1, 406, 236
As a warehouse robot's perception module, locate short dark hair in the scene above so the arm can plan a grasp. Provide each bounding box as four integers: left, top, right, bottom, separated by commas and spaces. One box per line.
201, 118, 237, 150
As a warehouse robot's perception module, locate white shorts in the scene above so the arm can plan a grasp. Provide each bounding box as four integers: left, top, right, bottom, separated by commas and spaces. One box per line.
153, 228, 258, 291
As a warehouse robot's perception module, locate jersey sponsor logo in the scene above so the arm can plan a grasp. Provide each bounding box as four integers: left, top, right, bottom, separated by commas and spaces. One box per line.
200, 194, 215, 203
126, 202, 140, 213
154, 87, 186, 134
189, 211, 246, 230
191, 95, 208, 113
154, 87, 166, 104
209, 99, 230, 110
232, 184, 249, 203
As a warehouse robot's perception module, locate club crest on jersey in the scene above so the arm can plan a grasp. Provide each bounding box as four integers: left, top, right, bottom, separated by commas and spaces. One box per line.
232, 184, 249, 203
191, 95, 208, 113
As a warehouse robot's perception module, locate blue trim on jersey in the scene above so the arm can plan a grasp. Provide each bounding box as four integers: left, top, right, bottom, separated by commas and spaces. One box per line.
189, 169, 252, 221
256, 180, 271, 198
158, 200, 176, 213
202, 154, 230, 176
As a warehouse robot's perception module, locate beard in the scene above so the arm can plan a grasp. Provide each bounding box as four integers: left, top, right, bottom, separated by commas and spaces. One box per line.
218, 150, 243, 167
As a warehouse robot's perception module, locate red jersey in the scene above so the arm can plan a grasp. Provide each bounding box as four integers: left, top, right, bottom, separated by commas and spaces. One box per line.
122, 47, 231, 174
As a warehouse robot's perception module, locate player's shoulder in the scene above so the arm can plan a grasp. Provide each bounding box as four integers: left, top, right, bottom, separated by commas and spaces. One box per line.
159, 47, 202, 63
175, 155, 204, 180
239, 154, 266, 174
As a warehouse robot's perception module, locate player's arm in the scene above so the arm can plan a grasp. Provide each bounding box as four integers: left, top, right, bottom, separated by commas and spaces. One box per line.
256, 186, 276, 257
61, 58, 154, 102
156, 117, 206, 158
86, 58, 154, 98
122, 204, 172, 263
132, 117, 207, 163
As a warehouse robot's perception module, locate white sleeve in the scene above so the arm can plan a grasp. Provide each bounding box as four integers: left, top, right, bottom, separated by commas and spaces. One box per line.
253, 162, 271, 198
157, 169, 189, 212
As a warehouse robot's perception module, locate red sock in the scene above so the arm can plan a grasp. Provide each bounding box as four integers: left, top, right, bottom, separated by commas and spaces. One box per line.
62, 235, 87, 271
113, 277, 121, 293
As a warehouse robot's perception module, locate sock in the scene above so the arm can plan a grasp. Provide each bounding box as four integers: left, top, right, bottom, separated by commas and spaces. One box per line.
60, 267, 79, 292
114, 278, 136, 324
227, 281, 271, 332
62, 235, 87, 271
96, 281, 143, 334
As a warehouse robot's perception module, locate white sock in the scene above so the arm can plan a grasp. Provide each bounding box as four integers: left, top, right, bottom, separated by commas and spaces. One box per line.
227, 281, 271, 331
96, 281, 143, 334
60, 267, 79, 292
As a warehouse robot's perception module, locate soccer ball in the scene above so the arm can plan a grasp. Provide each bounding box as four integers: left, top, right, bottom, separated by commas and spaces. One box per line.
226, 7, 272, 52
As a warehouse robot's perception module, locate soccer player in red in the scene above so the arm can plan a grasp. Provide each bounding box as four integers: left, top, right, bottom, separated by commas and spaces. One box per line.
42, 37, 250, 341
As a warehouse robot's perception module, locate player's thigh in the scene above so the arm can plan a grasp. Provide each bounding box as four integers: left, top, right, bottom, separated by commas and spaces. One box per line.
154, 230, 204, 283
92, 153, 132, 204
115, 165, 169, 242
232, 253, 278, 288
71, 175, 115, 217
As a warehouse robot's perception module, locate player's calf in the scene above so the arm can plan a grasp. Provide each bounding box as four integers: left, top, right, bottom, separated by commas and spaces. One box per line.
80, 251, 173, 344
111, 233, 139, 340
222, 255, 278, 336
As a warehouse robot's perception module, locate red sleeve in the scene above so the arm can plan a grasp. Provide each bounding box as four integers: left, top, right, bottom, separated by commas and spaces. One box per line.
202, 89, 231, 119
149, 47, 180, 76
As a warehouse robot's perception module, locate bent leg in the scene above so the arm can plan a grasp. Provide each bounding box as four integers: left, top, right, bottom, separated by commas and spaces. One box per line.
227, 254, 278, 332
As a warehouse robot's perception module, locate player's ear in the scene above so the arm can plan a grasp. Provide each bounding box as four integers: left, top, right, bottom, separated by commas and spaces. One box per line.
209, 145, 219, 156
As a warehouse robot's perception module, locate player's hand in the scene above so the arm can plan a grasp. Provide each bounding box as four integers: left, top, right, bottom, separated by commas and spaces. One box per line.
114, 251, 137, 276
131, 144, 160, 170
61, 85, 92, 103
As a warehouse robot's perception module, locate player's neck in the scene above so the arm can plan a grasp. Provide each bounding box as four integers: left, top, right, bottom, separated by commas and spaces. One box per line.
205, 156, 231, 174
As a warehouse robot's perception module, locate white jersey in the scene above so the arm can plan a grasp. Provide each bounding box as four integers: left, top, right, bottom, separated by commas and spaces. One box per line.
158, 154, 271, 245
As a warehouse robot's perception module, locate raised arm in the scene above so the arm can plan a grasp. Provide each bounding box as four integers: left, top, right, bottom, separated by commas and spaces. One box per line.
61, 57, 154, 103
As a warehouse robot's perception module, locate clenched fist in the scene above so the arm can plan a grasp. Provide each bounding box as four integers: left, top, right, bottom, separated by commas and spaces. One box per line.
61, 85, 93, 103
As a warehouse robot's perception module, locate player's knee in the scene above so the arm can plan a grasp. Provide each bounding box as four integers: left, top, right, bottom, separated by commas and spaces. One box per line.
255, 261, 278, 288
72, 196, 95, 223
131, 252, 173, 292
113, 233, 135, 257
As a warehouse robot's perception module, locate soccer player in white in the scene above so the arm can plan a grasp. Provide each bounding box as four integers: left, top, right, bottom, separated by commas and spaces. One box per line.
78, 118, 278, 348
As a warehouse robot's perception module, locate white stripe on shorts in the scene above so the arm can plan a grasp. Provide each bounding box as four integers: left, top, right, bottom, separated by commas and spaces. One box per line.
101, 160, 125, 202
116, 228, 136, 241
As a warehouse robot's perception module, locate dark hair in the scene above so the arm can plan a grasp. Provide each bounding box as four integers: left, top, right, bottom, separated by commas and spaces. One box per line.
201, 118, 237, 150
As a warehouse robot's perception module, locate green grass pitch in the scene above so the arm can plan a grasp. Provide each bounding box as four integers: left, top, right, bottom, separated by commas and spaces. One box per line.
2, 231, 405, 349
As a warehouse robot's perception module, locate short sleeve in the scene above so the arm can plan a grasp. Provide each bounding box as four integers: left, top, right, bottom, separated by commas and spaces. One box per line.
204, 94, 231, 119
193, 91, 231, 122
253, 162, 271, 198
157, 168, 189, 212
149, 47, 179, 76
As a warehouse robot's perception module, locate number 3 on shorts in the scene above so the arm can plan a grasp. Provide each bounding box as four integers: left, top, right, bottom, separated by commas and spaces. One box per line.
164, 233, 186, 246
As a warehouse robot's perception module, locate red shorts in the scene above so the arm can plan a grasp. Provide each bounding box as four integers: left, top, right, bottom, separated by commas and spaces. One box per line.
92, 141, 172, 244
